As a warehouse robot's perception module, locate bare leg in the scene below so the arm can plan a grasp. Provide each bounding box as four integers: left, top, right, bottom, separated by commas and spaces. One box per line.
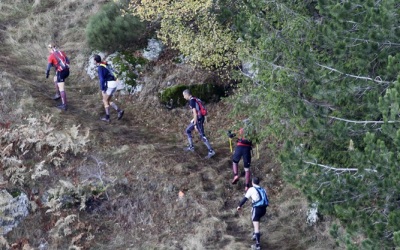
244, 168, 251, 191
58, 82, 66, 105
53, 76, 60, 95
102, 92, 111, 118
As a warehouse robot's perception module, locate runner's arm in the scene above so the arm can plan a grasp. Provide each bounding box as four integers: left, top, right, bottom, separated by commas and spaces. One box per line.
238, 197, 248, 208
64, 52, 70, 66
191, 107, 198, 124
45, 63, 53, 78
98, 67, 107, 92
64, 52, 70, 64
237, 188, 253, 210
189, 99, 198, 123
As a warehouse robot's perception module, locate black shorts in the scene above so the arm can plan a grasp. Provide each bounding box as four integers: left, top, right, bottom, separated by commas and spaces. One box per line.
252, 206, 267, 221
56, 68, 69, 82
232, 145, 252, 168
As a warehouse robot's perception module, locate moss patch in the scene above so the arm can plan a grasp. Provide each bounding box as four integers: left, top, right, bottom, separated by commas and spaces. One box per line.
159, 84, 225, 108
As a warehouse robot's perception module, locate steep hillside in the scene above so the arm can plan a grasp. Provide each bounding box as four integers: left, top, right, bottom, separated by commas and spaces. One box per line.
0, 1, 337, 249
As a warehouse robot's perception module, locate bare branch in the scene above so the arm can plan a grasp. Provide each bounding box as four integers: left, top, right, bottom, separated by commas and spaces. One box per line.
316, 63, 392, 85
304, 161, 378, 173
248, 54, 299, 73
315, 181, 331, 192
328, 116, 399, 124
349, 38, 400, 47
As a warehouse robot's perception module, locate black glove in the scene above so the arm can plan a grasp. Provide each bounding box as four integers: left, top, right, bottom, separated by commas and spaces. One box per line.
227, 130, 236, 138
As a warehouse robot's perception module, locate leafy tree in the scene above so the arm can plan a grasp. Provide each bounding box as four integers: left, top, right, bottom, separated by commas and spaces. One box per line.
125, 0, 239, 69
86, 2, 147, 52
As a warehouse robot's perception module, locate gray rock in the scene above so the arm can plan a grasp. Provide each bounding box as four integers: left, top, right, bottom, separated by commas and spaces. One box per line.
306, 202, 319, 226
142, 39, 164, 61
0, 190, 29, 235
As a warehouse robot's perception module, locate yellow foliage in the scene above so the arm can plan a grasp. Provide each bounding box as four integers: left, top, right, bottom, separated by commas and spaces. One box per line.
126, 0, 212, 20
126, 0, 239, 68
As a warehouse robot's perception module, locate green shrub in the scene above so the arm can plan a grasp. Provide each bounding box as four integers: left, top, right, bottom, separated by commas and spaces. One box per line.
394, 231, 400, 247
86, 2, 148, 52
111, 52, 148, 87
159, 84, 226, 108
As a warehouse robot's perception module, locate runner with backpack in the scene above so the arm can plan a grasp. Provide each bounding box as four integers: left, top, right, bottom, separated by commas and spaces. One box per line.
237, 177, 269, 250
93, 54, 124, 122
228, 124, 255, 191
46, 43, 70, 111
182, 89, 215, 159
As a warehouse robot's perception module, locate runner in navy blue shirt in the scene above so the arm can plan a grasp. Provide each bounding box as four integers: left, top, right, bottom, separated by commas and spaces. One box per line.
93, 55, 124, 122
182, 89, 215, 159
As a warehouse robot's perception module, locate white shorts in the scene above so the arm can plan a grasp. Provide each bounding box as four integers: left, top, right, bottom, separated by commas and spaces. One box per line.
106, 87, 117, 96
106, 80, 117, 96
107, 80, 118, 88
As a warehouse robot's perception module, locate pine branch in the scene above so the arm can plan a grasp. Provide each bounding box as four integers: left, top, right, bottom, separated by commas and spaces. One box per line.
304, 161, 377, 173
328, 116, 399, 124
316, 63, 392, 85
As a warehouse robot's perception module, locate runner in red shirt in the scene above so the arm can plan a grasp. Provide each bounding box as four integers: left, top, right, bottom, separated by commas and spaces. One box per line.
45, 43, 70, 111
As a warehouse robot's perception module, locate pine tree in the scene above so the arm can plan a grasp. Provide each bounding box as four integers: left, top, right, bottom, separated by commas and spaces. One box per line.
227, 0, 400, 248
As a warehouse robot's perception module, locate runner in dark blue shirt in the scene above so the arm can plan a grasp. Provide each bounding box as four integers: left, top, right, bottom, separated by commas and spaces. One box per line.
93, 55, 124, 122
182, 89, 215, 159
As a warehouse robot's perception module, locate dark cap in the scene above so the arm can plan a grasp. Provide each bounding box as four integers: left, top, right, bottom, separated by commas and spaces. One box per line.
94, 54, 101, 63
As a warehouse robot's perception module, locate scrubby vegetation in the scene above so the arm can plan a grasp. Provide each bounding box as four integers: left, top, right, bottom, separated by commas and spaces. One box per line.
110, 51, 148, 88
127, 0, 239, 69
1, 115, 89, 184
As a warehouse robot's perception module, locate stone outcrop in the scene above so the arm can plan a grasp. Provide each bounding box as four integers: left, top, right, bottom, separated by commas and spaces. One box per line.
0, 190, 29, 235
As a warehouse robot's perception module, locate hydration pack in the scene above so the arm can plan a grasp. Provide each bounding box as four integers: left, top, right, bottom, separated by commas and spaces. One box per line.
253, 187, 269, 207
53, 51, 69, 71
192, 97, 207, 116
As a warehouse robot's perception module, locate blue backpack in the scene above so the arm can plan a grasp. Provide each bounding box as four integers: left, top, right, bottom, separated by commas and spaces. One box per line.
253, 187, 269, 207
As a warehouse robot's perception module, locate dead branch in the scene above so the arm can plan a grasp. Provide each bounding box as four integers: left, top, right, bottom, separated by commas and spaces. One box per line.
304, 161, 378, 173
316, 63, 392, 85
328, 116, 399, 124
